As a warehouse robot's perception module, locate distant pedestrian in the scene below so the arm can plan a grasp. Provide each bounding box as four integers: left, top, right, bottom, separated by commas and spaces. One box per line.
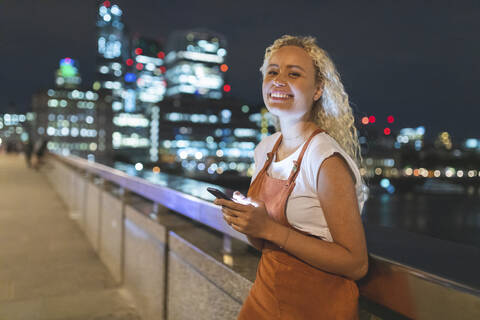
24, 139, 34, 167
33, 139, 48, 170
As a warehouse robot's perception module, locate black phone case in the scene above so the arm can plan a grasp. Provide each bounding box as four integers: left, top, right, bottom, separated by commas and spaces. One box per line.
207, 187, 232, 200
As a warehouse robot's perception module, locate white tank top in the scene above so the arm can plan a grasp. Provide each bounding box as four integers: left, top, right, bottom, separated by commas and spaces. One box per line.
251, 132, 368, 242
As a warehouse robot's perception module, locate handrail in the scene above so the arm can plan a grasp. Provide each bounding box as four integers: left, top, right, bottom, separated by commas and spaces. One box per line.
49, 153, 480, 319
51, 154, 249, 244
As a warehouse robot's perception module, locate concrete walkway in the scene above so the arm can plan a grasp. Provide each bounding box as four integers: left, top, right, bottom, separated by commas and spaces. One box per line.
0, 154, 140, 320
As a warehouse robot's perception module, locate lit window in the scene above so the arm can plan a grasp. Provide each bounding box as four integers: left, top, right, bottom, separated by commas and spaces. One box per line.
111, 5, 122, 16
85, 91, 94, 100
48, 99, 58, 107
47, 127, 55, 136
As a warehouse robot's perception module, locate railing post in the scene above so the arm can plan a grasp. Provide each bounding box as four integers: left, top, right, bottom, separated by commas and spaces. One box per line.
222, 234, 233, 267
150, 202, 160, 220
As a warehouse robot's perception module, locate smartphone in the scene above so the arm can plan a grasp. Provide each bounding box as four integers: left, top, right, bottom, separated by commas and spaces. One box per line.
207, 187, 233, 200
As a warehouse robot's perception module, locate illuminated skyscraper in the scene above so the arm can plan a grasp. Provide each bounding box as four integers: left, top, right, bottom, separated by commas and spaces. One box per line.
165, 30, 229, 99
32, 58, 111, 162
152, 29, 261, 179
126, 37, 167, 104
55, 58, 81, 89
94, 1, 125, 162
156, 95, 261, 179
95, 1, 125, 93
113, 36, 167, 162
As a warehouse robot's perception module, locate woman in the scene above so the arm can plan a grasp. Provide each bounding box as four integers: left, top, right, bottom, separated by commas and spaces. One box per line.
215, 35, 369, 319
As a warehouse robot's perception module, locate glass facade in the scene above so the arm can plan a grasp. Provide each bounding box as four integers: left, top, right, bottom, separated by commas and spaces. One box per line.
157, 95, 261, 178
0, 113, 32, 151
32, 86, 110, 161
115, 36, 167, 162
165, 30, 228, 100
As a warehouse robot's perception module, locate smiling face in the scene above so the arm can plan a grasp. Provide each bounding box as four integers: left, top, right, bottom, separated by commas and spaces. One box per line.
262, 45, 323, 122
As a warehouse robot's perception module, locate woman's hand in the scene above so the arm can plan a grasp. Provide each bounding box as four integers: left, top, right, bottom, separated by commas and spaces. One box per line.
214, 196, 276, 239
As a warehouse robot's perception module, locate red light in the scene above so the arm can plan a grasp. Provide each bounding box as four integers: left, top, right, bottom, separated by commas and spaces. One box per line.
384, 128, 391, 135
157, 51, 165, 59
220, 64, 229, 72
136, 63, 144, 71
368, 116, 376, 123
223, 84, 231, 92
126, 58, 134, 66
103, 1, 111, 8
160, 66, 166, 74
361, 117, 369, 125
135, 48, 143, 55
387, 115, 394, 123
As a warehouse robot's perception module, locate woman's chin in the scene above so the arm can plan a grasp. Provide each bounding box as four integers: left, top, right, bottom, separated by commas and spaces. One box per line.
265, 102, 291, 114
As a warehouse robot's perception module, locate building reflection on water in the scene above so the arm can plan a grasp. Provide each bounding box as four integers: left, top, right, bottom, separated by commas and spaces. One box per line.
115, 161, 480, 250
363, 192, 480, 248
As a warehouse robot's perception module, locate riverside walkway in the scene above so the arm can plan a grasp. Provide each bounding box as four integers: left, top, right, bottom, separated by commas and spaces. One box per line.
2, 152, 479, 320
0, 154, 140, 320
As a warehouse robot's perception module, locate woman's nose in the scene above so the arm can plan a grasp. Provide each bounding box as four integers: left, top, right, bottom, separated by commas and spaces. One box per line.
273, 77, 286, 87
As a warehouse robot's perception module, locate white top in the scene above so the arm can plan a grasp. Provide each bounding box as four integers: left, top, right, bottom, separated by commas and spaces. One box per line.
251, 132, 369, 242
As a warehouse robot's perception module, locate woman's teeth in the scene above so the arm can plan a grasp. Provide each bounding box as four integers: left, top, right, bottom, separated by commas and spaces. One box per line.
270, 93, 292, 99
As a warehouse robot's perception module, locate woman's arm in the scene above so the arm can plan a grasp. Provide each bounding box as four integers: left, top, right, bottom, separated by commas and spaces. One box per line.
246, 235, 264, 251
265, 154, 369, 280
216, 154, 368, 280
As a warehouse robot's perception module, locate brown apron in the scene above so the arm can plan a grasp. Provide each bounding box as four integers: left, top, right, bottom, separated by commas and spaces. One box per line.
237, 128, 359, 320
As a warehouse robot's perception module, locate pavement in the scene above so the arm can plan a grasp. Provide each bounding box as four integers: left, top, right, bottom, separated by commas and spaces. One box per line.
0, 154, 141, 320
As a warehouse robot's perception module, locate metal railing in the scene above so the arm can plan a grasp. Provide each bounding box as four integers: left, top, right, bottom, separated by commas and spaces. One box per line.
49, 154, 480, 320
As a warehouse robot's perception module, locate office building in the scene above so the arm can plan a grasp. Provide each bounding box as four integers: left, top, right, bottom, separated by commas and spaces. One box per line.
113, 36, 166, 162
165, 29, 229, 100
156, 95, 260, 178
32, 58, 111, 162
0, 112, 33, 151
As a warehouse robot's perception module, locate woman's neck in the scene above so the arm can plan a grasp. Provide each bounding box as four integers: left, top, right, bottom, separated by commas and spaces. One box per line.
278, 120, 317, 150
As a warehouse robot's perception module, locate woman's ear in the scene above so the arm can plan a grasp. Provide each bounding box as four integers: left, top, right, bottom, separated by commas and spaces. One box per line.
313, 85, 323, 102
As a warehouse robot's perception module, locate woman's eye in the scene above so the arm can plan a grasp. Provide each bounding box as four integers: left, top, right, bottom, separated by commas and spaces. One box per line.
267, 70, 278, 75
290, 73, 300, 77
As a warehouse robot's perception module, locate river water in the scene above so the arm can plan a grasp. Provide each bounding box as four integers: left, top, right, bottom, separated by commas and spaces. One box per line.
115, 162, 480, 249
362, 192, 480, 249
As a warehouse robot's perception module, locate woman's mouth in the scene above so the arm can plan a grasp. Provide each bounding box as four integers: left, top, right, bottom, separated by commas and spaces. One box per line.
269, 92, 294, 101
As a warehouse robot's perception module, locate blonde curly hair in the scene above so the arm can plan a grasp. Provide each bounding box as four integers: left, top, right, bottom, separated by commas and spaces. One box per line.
260, 35, 363, 169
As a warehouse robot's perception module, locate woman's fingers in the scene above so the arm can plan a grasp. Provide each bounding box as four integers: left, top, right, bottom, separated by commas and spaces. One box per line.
223, 211, 236, 226
222, 208, 244, 227
215, 198, 249, 211
229, 222, 243, 233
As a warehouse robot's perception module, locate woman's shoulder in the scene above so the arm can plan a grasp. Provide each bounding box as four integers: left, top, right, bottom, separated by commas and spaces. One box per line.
255, 132, 281, 154
308, 131, 341, 155
306, 131, 359, 179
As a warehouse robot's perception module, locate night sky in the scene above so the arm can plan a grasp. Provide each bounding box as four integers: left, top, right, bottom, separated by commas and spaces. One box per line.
1, 0, 479, 141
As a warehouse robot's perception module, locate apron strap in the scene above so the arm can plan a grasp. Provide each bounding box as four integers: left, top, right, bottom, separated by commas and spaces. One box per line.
267, 133, 283, 160
257, 133, 283, 176
286, 128, 325, 184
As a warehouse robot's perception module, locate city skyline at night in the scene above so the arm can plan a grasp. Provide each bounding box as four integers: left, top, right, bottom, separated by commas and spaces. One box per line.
1, 1, 480, 140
